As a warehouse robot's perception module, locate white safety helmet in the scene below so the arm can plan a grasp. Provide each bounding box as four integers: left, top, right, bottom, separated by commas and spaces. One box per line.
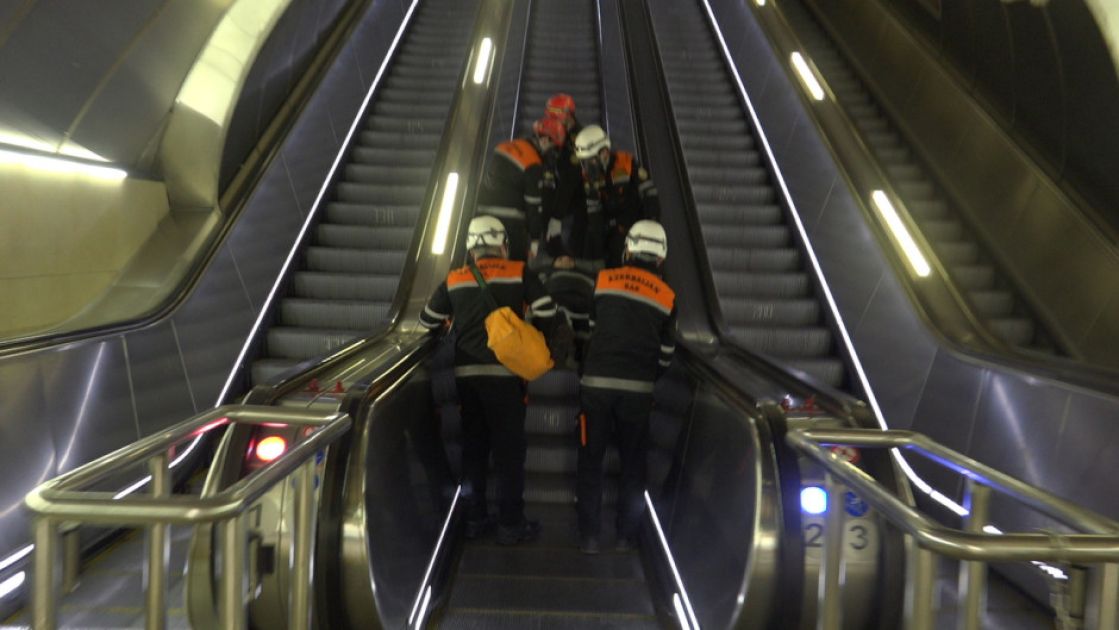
466, 215, 508, 250
625, 220, 668, 261
574, 124, 611, 161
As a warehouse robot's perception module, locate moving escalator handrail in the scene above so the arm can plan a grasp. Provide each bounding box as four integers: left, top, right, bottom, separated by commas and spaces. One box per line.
790, 427, 1119, 540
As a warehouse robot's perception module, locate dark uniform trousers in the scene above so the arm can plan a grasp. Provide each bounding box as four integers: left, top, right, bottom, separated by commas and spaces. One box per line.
458, 375, 527, 527
576, 385, 654, 539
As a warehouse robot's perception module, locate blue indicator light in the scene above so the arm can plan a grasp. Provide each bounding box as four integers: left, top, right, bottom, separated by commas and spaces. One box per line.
801, 486, 828, 514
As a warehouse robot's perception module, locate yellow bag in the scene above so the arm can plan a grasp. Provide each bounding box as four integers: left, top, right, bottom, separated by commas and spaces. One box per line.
484, 306, 554, 381
470, 263, 554, 381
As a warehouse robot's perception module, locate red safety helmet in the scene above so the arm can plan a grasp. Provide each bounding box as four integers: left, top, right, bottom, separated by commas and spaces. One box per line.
533, 116, 567, 148
545, 93, 576, 124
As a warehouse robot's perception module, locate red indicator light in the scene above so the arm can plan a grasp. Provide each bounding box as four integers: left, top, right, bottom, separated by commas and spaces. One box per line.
255, 436, 287, 462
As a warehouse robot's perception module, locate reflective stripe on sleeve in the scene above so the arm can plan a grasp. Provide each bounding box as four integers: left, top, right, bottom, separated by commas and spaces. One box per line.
454, 364, 517, 378
581, 375, 655, 394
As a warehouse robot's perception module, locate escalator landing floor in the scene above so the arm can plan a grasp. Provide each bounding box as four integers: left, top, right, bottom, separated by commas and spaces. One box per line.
437, 503, 660, 629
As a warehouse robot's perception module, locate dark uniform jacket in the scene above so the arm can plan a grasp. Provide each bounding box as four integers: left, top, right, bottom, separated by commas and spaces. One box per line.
586, 151, 660, 232
420, 257, 558, 377
534, 258, 598, 340
477, 138, 548, 241
581, 264, 677, 393
548, 121, 585, 224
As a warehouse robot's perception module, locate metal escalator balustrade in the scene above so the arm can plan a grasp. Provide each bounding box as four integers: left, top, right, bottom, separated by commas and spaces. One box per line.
24, 405, 350, 630
252, 0, 479, 385
646, 0, 847, 389
788, 427, 1119, 630
778, 0, 1059, 356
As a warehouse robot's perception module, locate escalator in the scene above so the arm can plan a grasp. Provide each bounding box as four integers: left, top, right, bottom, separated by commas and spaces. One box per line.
433, 2, 660, 626
514, 0, 603, 134
645, 0, 847, 389
251, 0, 479, 385
776, 1, 1058, 355
182, 0, 907, 627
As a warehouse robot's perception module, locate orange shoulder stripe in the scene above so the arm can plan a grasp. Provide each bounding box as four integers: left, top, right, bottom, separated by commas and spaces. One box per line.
496, 139, 542, 169
595, 266, 675, 313
447, 260, 524, 288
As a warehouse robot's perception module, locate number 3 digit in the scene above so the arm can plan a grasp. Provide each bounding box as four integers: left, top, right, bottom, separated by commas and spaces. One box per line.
849, 524, 868, 551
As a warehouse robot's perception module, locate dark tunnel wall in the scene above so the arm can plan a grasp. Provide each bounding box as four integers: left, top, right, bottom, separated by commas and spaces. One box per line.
884, 0, 1119, 235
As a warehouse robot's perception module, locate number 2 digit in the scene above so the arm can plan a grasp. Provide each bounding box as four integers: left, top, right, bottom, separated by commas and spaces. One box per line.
805, 523, 823, 547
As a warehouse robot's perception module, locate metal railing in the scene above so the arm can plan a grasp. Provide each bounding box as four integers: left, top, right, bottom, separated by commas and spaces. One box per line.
24, 405, 351, 630
787, 428, 1119, 630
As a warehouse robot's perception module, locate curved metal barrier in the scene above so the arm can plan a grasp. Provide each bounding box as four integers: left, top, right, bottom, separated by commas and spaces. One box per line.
788, 428, 1119, 630
24, 405, 351, 630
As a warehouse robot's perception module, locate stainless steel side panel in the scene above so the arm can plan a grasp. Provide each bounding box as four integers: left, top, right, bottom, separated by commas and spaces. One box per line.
704, 0, 1119, 602
0, 1, 415, 612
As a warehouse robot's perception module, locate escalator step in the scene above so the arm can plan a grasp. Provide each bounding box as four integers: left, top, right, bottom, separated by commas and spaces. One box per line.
437, 609, 658, 629
371, 101, 456, 118
335, 181, 427, 204
729, 326, 834, 357
351, 147, 436, 166
358, 130, 443, 147
713, 272, 809, 298
907, 199, 949, 221
920, 219, 964, 242
303, 248, 406, 274
990, 318, 1035, 347
525, 435, 618, 475
266, 326, 364, 360
691, 183, 773, 204
783, 358, 846, 388
894, 179, 936, 200
527, 369, 580, 398
687, 166, 768, 186
445, 575, 656, 618
683, 148, 760, 168
521, 472, 614, 506
951, 264, 996, 290
343, 164, 433, 183
721, 297, 821, 326
671, 103, 742, 121
279, 299, 392, 329
526, 403, 580, 437
936, 241, 980, 265
969, 290, 1014, 317
707, 247, 800, 271
457, 546, 643, 580
323, 203, 420, 227
674, 118, 749, 135
696, 203, 781, 225
290, 272, 399, 300
315, 224, 415, 248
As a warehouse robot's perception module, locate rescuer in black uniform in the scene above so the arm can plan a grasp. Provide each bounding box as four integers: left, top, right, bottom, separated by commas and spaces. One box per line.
476, 117, 567, 261
533, 237, 597, 365
542, 93, 586, 250
573, 125, 660, 267
576, 220, 676, 554
420, 216, 559, 544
